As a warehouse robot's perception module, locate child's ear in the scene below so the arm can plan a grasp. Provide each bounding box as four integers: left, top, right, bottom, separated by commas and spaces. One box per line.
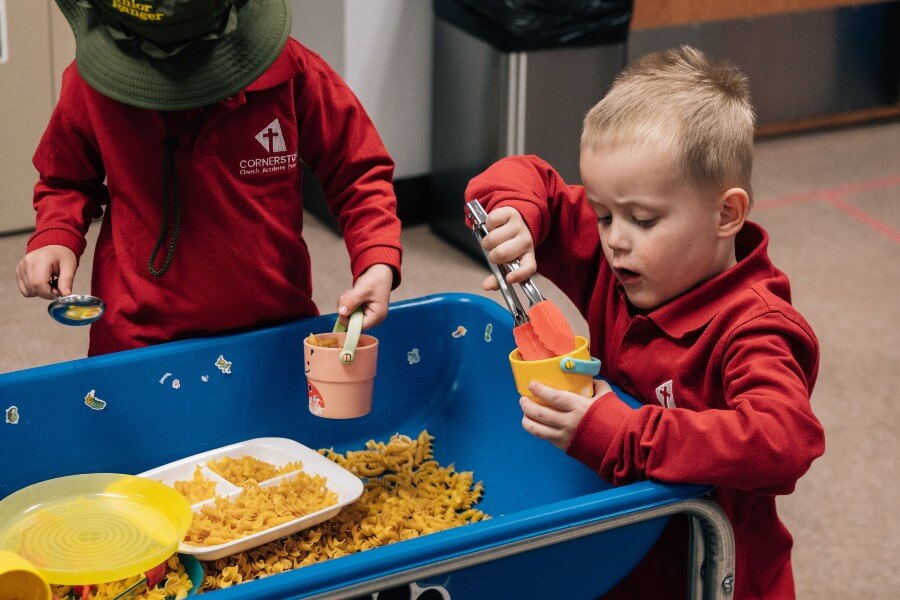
717, 187, 750, 238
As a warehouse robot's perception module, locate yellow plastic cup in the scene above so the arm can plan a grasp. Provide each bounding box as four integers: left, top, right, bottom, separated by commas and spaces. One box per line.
509, 336, 601, 405
0, 550, 50, 600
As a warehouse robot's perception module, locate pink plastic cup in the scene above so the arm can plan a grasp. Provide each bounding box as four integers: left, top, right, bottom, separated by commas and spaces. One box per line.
303, 309, 378, 419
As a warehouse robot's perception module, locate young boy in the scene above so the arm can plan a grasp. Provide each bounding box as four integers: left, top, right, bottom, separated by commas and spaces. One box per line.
15, 0, 401, 354
467, 46, 825, 599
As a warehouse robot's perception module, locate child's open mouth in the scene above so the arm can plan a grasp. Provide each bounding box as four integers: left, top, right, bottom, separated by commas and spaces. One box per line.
614, 267, 641, 285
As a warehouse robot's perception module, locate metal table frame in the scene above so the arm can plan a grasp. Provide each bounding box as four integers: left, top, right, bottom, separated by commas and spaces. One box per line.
307, 496, 735, 600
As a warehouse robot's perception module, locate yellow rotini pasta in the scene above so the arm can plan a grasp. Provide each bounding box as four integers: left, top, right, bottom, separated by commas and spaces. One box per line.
206, 455, 304, 486
173, 465, 217, 504
306, 333, 340, 348
50, 555, 193, 600
185, 472, 337, 546
200, 430, 488, 591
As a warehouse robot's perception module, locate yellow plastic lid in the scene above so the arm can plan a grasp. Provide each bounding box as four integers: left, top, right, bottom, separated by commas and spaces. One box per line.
0, 474, 191, 585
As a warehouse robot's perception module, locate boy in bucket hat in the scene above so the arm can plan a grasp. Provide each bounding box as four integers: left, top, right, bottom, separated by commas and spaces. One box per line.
16, 0, 402, 354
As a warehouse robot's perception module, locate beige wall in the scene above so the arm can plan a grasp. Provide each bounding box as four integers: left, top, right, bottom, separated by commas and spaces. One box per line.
50, 1, 74, 96
0, 0, 73, 235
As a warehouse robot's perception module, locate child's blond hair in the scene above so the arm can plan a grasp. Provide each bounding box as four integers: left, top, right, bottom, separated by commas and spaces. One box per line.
582, 45, 755, 197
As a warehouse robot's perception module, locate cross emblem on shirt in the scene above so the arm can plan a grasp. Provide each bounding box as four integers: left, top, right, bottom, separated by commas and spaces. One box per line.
262, 127, 280, 153
655, 379, 676, 408
254, 118, 287, 153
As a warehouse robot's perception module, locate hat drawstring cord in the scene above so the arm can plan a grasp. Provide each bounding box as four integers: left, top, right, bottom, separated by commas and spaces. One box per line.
149, 110, 206, 277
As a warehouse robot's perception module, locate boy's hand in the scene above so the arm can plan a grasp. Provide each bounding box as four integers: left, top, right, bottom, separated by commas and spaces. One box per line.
337, 263, 393, 329
16, 245, 77, 299
521, 379, 614, 450
480, 206, 536, 291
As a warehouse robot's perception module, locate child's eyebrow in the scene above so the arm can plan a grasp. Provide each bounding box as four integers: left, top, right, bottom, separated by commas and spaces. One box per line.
587, 194, 661, 210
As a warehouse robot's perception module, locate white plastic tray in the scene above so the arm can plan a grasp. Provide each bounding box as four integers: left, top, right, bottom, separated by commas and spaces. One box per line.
138, 437, 364, 560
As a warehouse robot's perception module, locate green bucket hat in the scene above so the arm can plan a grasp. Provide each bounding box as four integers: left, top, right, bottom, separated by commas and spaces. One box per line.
56, 0, 292, 110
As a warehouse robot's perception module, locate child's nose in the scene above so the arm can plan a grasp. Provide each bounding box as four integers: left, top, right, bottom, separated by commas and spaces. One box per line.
606, 221, 631, 252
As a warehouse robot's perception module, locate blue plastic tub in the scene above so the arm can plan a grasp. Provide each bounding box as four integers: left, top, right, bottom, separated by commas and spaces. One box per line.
0, 293, 710, 599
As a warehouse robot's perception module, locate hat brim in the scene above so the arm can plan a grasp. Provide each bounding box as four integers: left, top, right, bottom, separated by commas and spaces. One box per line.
56, 0, 292, 110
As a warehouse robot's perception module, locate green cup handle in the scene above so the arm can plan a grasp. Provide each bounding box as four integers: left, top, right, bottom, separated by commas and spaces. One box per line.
333, 307, 365, 364
559, 356, 601, 376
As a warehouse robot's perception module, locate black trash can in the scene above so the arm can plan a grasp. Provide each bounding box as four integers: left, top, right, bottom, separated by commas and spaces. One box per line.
430, 0, 633, 260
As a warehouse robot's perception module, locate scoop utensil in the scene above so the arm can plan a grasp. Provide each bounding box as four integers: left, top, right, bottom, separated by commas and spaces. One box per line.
47, 274, 106, 326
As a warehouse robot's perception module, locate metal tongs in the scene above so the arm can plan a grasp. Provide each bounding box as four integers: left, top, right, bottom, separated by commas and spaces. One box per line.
465, 199, 578, 360
464, 200, 545, 323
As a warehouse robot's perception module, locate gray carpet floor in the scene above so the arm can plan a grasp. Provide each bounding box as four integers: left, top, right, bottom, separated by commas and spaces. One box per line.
1, 121, 898, 598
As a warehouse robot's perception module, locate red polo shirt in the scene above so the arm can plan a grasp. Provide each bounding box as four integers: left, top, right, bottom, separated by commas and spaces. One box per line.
29, 38, 402, 355
467, 155, 825, 600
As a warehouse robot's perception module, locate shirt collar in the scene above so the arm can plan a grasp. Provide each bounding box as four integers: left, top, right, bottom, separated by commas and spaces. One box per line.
217, 42, 294, 108
244, 43, 295, 93
640, 222, 778, 339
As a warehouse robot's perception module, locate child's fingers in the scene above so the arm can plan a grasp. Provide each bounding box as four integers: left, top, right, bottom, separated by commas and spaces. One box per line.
485, 206, 519, 230
593, 379, 613, 398
520, 412, 559, 443
336, 289, 362, 319
488, 235, 530, 267
56, 252, 77, 297
337, 264, 393, 327
528, 381, 578, 412
520, 396, 567, 429
480, 228, 513, 254
15, 263, 33, 297
503, 253, 536, 285
482, 274, 499, 291
490, 215, 528, 239
487, 217, 529, 251
31, 260, 58, 300
361, 302, 387, 328
481, 208, 525, 250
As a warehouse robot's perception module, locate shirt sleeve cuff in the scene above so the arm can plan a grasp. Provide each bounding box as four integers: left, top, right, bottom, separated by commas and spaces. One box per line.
351, 245, 402, 289
26, 228, 86, 259
566, 390, 633, 472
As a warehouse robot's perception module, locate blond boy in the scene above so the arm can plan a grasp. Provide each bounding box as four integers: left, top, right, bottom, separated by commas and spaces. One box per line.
466, 46, 824, 599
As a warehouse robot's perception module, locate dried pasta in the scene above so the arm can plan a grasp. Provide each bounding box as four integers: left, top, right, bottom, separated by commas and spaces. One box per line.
200, 430, 488, 591
207, 455, 303, 486
306, 333, 340, 348
50, 554, 192, 600
185, 472, 337, 546
173, 465, 217, 503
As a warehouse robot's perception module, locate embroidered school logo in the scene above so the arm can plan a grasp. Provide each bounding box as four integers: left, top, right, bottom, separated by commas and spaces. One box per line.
238, 117, 299, 176
255, 118, 287, 153
655, 380, 676, 408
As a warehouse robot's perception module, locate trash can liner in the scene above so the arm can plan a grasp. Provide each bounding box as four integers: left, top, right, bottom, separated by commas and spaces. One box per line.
434, 0, 633, 52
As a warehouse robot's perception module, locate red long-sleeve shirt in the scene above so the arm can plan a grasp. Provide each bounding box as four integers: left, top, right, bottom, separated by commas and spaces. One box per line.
467, 155, 825, 599
29, 38, 402, 355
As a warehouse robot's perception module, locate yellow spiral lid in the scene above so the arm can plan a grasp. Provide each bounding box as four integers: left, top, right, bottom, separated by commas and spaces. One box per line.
0, 474, 191, 585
